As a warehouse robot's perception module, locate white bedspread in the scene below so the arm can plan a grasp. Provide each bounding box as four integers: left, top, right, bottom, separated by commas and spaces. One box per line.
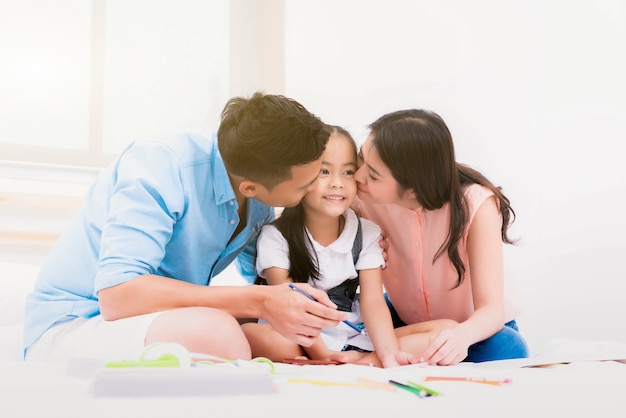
1, 357, 625, 418
2, 261, 626, 418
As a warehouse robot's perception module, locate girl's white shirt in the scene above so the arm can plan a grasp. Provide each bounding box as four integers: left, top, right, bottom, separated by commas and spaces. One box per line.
255, 207, 385, 351
256, 208, 385, 290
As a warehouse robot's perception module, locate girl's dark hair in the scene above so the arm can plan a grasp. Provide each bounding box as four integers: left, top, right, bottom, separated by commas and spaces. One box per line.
369, 109, 516, 288
218, 91, 329, 190
273, 125, 357, 283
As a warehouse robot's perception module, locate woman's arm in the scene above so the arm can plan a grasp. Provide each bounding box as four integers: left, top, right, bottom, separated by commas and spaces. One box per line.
419, 195, 506, 365
464, 195, 506, 340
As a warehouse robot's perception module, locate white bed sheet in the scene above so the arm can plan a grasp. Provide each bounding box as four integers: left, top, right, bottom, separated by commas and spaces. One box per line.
2, 261, 626, 418
1, 358, 625, 418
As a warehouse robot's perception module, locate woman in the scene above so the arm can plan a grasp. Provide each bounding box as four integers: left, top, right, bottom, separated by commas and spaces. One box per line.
353, 109, 529, 365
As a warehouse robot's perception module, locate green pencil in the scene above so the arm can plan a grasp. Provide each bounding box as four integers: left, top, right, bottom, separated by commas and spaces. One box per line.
407, 380, 441, 396
388, 380, 430, 398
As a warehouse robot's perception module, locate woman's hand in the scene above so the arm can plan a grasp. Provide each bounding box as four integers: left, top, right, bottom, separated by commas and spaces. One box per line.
419, 326, 470, 366
378, 234, 389, 264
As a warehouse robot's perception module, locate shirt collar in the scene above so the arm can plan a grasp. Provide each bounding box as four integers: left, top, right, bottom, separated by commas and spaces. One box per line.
307, 208, 359, 254
211, 136, 237, 206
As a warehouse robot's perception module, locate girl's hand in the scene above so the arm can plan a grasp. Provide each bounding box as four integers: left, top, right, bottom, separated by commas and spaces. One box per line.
419, 327, 470, 366
379, 350, 419, 368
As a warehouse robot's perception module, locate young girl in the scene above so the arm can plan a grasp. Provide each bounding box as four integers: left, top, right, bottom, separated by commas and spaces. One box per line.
353, 109, 529, 365
242, 126, 455, 368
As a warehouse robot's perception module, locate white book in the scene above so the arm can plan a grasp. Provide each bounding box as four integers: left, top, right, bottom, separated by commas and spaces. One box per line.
91, 366, 275, 397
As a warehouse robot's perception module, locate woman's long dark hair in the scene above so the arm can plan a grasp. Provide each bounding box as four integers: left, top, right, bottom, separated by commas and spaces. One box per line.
369, 109, 516, 288
272, 125, 357, 284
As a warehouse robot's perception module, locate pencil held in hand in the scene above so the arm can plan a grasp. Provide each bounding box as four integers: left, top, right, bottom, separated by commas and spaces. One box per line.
288, 283, 365, 334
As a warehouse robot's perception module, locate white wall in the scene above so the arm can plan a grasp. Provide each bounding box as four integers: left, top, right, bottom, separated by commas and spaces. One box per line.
284, 0, 626, 345
3, 0, 625, 348
0, 0, 230, 166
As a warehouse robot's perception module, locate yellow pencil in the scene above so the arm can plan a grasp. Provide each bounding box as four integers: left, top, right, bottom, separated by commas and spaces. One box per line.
287, 378, 370, 387
356, 377, 398, 391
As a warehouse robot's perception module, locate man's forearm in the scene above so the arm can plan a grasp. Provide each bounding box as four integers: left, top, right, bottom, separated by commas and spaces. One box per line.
97, 274, 264, 320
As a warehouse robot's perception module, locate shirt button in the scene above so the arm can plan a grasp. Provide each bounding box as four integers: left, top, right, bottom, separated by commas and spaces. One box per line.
230, 200, 234, 206
414, 241, 419, 247
230, 220, 235, 225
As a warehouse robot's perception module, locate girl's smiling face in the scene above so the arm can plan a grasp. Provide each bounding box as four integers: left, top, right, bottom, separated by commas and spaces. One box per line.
301, 132, 357, 218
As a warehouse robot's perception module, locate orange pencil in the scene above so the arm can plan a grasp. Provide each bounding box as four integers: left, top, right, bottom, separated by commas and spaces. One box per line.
424, 376, 512, 385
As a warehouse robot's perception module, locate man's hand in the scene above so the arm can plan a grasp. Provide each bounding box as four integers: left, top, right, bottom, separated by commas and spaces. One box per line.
260, 283, 346, 347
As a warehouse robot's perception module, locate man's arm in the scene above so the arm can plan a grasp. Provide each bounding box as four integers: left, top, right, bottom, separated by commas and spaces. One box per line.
98, 275, 346, 346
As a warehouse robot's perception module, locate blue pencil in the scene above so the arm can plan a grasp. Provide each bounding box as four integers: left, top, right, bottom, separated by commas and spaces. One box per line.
288, 283, 365, 334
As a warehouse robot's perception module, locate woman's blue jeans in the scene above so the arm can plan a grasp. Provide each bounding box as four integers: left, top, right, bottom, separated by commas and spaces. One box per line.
385, 294, 529, 362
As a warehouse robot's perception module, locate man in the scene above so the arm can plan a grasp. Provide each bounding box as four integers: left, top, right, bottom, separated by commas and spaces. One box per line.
24, 92, 346, 362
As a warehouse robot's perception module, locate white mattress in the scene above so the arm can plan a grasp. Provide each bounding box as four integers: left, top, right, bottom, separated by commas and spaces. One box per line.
2, 261, 625, 417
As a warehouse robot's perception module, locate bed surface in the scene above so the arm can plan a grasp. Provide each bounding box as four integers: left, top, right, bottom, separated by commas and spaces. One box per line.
2, 356, 625, 417
2, 261, 626, 417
